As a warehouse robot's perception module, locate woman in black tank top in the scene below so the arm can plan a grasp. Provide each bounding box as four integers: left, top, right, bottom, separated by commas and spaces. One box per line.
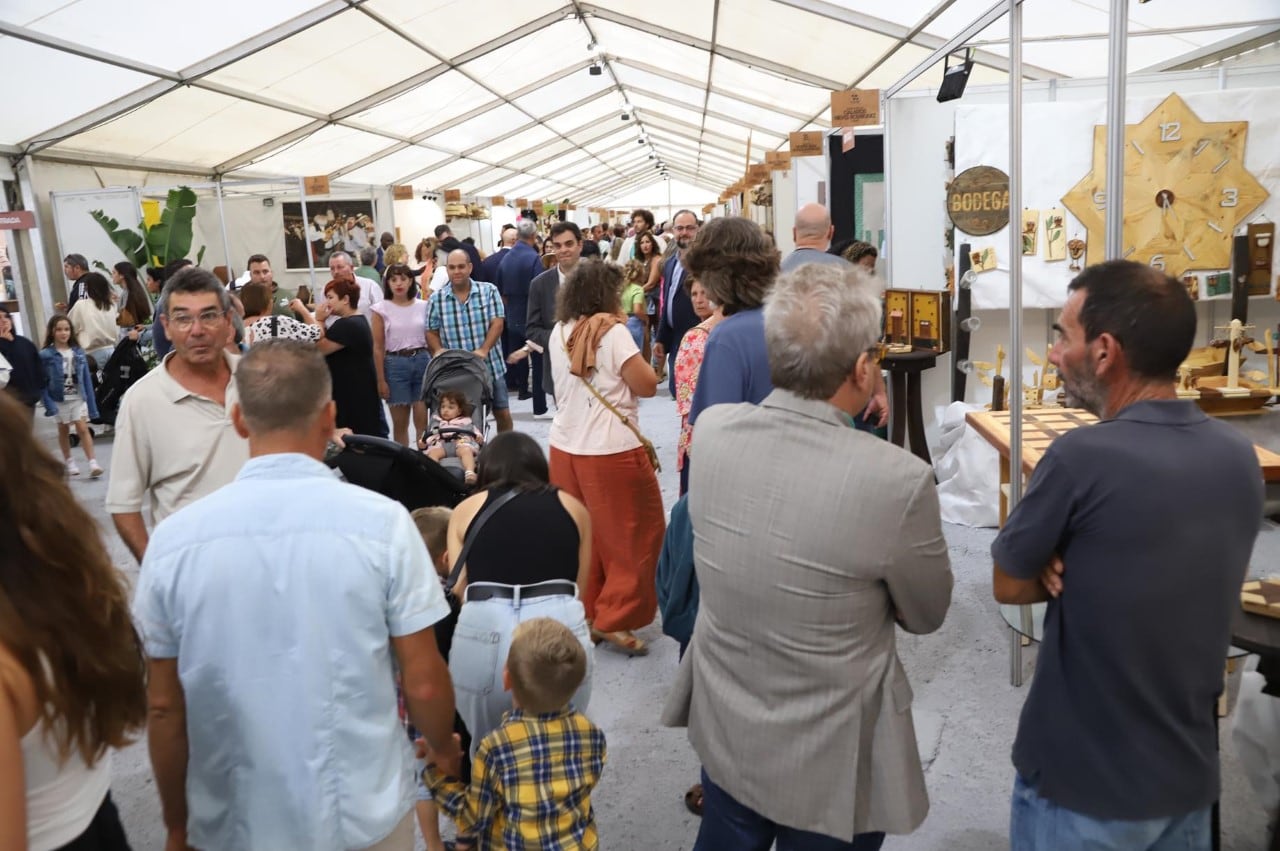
446, 433, 594, 756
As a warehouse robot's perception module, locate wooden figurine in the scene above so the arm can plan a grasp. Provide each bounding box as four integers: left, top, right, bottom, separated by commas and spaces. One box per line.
1067, 236, 1086, 271
1182, 274, 1199, 301
1022, 209, 1039, 256
1247, 221, 1274, 296
991, 344, 1008, 411
1175, 366, 1200, 399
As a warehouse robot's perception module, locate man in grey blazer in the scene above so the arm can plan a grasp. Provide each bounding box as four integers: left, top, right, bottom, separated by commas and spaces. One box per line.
663, 262, 953, 850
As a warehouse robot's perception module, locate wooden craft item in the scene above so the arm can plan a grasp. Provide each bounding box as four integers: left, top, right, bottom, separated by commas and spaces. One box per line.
1044, 209, 1066, 261
1241, 579, 1280, 620
909, 290, 952, 353
948, 165, 1011, 236
1247, 222, 1274, 296
970, 247, 997, 272
1061, 93, 1269, 278
1182, 274, 1200, 301
1067, 235, 1086, 271
1022, 209, 1039, 256
1207, 272, 1232, 297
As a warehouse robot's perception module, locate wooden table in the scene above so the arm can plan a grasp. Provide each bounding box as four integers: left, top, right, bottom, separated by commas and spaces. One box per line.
966, 407, 1280, 685
882, 350, 938, 465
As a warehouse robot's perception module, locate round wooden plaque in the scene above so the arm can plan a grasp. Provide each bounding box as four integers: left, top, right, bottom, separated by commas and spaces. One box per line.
947, 165, 1011, 236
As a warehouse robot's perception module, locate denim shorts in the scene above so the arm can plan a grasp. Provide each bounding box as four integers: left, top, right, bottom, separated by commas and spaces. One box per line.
383, 350, 430, 406
625, 316, 645, 349
490, 380, 509, 411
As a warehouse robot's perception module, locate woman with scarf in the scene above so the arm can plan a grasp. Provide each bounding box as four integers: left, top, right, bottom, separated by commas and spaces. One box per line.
547, 261, 663, 655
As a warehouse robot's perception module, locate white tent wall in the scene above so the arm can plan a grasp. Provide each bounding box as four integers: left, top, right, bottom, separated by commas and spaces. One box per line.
772, 168, 797, 256
391, 198, 446, 257
887, 64, 1280, 454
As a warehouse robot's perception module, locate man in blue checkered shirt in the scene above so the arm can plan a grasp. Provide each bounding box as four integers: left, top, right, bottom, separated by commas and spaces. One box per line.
426, 248, 512, 432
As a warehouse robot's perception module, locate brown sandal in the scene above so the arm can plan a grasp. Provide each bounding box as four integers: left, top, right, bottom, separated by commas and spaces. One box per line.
684, 783, 704, 816
590, 628, 649, 656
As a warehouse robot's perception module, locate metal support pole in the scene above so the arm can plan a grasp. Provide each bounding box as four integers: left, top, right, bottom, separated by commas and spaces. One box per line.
883, 91, 893, 282
1103, 0, 1127, 259
297, 177, 317, 291
215, 177, 233, 279
1008, 0, 1024, 510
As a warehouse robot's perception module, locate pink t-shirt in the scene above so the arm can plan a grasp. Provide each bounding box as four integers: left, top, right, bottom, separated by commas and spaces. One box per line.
370, 299, 427, 352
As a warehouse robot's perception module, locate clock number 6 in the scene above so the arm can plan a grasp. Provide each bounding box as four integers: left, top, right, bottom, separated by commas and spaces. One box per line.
1149, 255, 1166, 271
1159, 121, 1181, 142
1220, 188, 1239, 208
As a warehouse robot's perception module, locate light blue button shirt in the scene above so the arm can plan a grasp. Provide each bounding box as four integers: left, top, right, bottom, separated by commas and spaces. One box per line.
133, 453, 450, 851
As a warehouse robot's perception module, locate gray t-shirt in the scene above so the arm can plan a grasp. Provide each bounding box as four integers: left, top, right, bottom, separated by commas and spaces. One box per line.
780, 247, 848, 273
992, 399, 1263, 820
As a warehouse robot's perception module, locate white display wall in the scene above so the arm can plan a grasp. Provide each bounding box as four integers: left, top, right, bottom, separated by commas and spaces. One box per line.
886, 65, 1280, 446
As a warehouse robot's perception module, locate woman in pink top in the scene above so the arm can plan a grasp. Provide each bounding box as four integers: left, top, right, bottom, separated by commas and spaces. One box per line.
673, 279, 722, 496
370, 264, 429, 446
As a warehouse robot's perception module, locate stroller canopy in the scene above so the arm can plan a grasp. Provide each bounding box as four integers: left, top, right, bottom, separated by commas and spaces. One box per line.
421, 349, 492, 417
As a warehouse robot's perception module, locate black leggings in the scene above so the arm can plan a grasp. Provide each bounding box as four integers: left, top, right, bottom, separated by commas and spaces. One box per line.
58, 793, 131, 851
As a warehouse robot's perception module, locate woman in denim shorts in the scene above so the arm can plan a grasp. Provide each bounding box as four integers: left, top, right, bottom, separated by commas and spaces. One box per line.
371, 264, 430, 446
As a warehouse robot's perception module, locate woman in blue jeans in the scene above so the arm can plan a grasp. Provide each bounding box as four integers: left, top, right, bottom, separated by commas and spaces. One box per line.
444, 432, 594, 755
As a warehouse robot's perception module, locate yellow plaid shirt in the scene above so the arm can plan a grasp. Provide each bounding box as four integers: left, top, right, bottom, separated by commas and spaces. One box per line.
426, 707, 607, 850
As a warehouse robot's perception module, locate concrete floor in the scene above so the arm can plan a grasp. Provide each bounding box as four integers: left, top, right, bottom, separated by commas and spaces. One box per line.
44, 391, 1275, 850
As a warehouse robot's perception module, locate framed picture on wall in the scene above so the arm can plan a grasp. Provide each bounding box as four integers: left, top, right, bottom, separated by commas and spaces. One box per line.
282, 200, 377, 270
854, 173, 884, 249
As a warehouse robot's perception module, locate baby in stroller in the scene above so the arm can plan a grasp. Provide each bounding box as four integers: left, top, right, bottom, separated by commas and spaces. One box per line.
419, 389, 484, 485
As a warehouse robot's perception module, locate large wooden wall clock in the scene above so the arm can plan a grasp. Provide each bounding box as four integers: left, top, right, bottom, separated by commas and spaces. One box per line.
1062, 93, 1268, 278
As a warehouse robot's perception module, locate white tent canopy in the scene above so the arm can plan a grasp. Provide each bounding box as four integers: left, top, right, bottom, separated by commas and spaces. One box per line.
3, 0, 1278, 204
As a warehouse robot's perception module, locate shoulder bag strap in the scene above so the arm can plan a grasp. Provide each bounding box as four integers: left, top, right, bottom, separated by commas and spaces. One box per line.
559, 325, 658, 467
445, 489, 520, 593
271, 314, 279, 337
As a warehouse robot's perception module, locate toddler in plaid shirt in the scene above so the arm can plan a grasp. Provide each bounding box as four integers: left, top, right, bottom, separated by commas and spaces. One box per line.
425, 618, 607, 850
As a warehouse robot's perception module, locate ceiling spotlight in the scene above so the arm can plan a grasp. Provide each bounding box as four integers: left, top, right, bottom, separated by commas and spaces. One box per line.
637, 138, 645, 145
587, 40, 597, 50
588, 63, 602, 76
648, 154, 654, 159
621, 112, 630, 121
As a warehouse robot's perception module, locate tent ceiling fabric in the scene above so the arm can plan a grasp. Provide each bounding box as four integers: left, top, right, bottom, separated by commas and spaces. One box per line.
4, 0, 1277, 206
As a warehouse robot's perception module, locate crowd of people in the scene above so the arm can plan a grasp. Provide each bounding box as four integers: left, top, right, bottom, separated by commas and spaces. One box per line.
1, 202, 1275, 851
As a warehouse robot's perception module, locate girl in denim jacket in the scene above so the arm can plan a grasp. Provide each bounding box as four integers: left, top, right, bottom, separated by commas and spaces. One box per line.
40, 315, 102, 478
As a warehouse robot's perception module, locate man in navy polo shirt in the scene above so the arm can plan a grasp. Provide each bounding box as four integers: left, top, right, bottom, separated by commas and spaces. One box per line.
992, 260, 1263, 850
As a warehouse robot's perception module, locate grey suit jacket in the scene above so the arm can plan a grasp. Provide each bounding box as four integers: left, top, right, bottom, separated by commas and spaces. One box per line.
525, 266, 559, 396
662, 389, 952, 839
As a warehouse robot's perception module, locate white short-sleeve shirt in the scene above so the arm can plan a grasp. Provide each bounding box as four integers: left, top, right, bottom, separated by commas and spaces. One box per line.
549, 320, 644, 455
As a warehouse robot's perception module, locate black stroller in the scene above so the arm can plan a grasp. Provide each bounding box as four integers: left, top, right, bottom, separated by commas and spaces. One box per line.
327, 435, 470, 511
419, 349, 493, 480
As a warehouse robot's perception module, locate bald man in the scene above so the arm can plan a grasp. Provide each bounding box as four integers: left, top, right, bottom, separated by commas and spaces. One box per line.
780, 204, 849, 273
425, 249, 512, 432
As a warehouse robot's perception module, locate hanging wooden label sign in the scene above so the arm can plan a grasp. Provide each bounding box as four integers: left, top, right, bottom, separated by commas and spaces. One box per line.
392, 185, 414, 200
303, 175, 330, 196
491, 196, 506, 206
0, 210, 36, 230
749, 163, 770, 180
947, 165, 1011, 236
830, 89, 881, 127
766, 151, 791, 170
515, 198, 529, 208
444, 189, 462, 202
789, 131, 824, 157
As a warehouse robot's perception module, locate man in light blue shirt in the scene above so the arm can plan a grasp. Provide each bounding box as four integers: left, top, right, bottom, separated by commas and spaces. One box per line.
134, 340, 461, 851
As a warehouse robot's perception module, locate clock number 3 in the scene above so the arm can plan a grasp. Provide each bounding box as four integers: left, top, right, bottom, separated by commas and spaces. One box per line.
1159, 121, 1181, 142
1220, 188, 1239, 208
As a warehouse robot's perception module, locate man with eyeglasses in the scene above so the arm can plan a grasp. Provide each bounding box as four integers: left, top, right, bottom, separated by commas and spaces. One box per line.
654, 210, 702, 395
107, 267, 250, 562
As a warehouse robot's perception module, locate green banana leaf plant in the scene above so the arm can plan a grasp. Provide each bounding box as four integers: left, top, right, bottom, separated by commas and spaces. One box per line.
89, 186, 206, 271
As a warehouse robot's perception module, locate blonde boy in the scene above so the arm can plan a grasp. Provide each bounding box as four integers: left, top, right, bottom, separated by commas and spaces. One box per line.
425, 618, 607, 850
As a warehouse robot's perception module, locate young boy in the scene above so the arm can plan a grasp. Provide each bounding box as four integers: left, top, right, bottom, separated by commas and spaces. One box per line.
409, 506, 458, 851
425, 618, 607, 850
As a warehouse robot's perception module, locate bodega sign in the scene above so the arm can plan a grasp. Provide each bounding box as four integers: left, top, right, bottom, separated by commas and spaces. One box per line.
947, 166, 1010, 236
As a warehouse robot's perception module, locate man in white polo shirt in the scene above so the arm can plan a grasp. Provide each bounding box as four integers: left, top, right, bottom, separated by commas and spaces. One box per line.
107, 267, 249, 562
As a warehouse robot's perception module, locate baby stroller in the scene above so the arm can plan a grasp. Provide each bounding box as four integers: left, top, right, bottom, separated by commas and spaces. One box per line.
327, 435, 470, 511
419, 349, 492, 480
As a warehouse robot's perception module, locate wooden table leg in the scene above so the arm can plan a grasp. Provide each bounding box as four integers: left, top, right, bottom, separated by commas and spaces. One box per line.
890, 370, 908, 448
906, 369, 932, 465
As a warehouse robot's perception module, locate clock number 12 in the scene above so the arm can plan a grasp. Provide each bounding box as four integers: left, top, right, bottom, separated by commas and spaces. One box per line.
1159, 121, 1181, 142
1221, 188, 1238, 208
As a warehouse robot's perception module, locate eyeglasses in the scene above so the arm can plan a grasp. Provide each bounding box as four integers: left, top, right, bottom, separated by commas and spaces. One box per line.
166, 308, 227, 331
866, 342, 887, 364
673, 225, 698, 234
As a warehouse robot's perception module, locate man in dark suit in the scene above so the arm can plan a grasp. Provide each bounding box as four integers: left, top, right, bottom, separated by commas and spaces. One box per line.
480, 224, 517, 284
494, 221, 543, 398
434, 225, 484, 279
654, 210, 701, 396
516, 221, 583, 415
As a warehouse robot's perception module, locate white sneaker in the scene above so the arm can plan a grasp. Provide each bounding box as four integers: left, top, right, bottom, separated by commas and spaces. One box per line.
89, 462, 104, 478
66, 459, 80, 477
533, 411, 555, 420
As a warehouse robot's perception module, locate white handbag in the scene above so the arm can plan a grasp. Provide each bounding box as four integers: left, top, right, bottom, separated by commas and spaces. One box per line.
0, 350, 10, 389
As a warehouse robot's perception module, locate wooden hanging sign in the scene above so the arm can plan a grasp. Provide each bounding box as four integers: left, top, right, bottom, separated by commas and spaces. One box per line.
748, 163, 770, 180
392, 185, 414, 200
947, 165, 1011, 236
491, 196, 506, 206
789, 131, 824, 157
515, 198, 529, 208
830, 89, 881, 127
303, 175, 330, 196
444, 189, 462, 202
766, 151, 791, 170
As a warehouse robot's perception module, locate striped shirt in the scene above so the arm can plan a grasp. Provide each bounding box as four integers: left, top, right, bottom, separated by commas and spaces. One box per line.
425, 279, 506, 383
426, 708, 606, 850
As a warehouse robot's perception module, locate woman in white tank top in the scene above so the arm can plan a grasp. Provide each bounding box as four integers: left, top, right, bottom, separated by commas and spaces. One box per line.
0, 392, 146, 851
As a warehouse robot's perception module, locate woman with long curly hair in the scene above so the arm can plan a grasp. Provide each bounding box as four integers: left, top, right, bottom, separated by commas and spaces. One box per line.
547, 261, 663, 655
0, 391, 147, 850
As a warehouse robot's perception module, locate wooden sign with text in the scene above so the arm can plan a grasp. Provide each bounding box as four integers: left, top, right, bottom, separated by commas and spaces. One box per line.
947, 165, 1011, 236
766, 151, 791, 170
0, 210, 36, 230
444, 189, 462, 202
303, 175, 330, 196
830, 89, 881, 127
392, 185, 414, 200
515, 198, 528, 208
789, 131, 824, 157
748, 163, 770, 181
491, 196, 506, 206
